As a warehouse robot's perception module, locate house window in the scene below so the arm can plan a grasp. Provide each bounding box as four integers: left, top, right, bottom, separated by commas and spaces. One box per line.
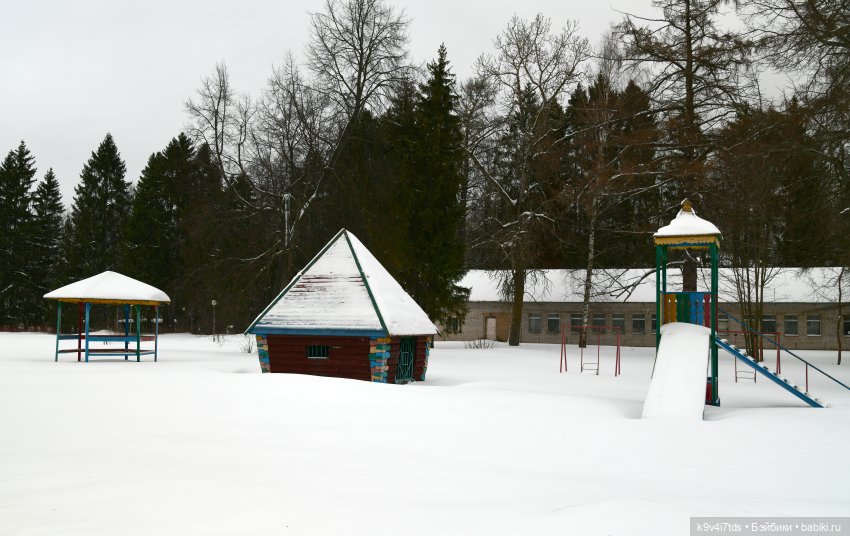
612, 313, 625, 334
547, 313, 560, 334
717, 314, 729, 332
844, 317, 850, 337
307, 345, 329, 359
632, 314, 646, 335
651, 314, 657, 333
762, 315, 776, 334
570, 313, 584, 333
784, 315, 798, 336
807, 315, 821, 336
528, 313, 542, 333
592, 313, 606, 333
445, 316, 460, 334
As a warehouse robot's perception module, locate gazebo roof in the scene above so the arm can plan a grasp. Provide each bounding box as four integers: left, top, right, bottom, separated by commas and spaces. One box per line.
247, 229, 437, 337
654, 199, 721, 246
44, 271, 171, 305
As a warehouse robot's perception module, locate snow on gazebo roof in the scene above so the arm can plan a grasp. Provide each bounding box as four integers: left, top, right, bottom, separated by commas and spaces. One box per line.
44, 271, 171, 305
654, 199, 721, 245
247, 229, 438, 337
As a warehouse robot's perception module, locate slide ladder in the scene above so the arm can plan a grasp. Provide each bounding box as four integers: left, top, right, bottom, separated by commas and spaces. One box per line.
714, 337, 825, 408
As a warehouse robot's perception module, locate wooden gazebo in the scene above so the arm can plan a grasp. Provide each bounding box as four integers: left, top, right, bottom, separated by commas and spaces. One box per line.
44, 271, 171, 362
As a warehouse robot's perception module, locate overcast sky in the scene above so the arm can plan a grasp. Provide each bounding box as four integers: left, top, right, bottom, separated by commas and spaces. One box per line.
2, 0, 655, 204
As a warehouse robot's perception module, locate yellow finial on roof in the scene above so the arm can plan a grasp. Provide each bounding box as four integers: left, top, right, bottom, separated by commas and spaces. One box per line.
682, 198, 693, 213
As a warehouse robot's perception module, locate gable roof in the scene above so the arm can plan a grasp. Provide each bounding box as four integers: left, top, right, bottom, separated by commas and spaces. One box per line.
246, 229, 437, 337
43, 271, 171, 305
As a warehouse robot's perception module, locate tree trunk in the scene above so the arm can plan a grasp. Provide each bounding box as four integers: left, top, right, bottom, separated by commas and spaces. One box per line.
580, 218, 596, 348
508, 268, 525, 346
682, 254, 697, 292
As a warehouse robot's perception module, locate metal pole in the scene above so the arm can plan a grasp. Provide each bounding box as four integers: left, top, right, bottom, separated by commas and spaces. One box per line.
55, 302, 62, 362
84, 303, 90, 363
77, 302, 83, 362
136, 304, 141, 362
124, 304, 130, 361
710, 243, 719, 406
154, 305, 159, 362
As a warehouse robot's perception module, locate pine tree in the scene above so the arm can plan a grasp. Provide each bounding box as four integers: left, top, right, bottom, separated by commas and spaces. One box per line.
0, 141, 38, 326
64, 133, 131, 279
29, 169, 65, 325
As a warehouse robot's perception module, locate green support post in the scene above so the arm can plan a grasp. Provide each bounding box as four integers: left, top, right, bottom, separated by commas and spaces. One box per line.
655, 245, 663, 350
709, 243, 720, 406
55, 302, 62, 362
135, 304, 141, 362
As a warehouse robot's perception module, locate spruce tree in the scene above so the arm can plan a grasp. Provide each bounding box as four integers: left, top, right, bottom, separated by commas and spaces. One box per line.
0, 141, 38, 326
29, 169, 65, 324
64, 133, 130, 279
401, 45, 468, 321
123, 134, 198, 327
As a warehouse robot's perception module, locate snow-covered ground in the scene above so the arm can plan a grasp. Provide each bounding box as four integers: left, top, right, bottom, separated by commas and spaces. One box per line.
1, 332, 848, 535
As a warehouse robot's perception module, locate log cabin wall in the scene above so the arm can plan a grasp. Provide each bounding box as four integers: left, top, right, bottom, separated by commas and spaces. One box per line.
255, 334, 432, 383
264, 334, 372, 381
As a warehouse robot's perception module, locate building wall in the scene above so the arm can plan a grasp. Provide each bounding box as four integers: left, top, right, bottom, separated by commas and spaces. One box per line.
441, 301, 848, 351
259, 334, 431, 383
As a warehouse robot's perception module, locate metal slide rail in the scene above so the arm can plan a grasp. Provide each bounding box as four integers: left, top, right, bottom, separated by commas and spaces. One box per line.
719, 308, 850, 393
714, 337, 824, 407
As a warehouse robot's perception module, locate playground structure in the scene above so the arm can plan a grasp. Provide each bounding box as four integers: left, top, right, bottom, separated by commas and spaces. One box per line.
44, 271, 171, 362
642, 200, 850, 418
559, 325, 621, 376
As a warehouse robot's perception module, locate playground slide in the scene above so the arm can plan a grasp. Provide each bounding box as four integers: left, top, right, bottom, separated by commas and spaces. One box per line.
642, 322, 712, 420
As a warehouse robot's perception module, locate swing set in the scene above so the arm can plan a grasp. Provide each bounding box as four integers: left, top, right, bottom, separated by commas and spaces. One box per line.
559, 324, 622, 376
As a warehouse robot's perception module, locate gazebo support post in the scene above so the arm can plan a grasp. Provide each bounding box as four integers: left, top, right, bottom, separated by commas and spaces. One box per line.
77, 302, 83, 362
84, 302, 91, 363
124, 304, 130, 361
136, 304, 141, 362
709, 242, 720, 406
55, 302, 62, 362
154, 305, 159, 362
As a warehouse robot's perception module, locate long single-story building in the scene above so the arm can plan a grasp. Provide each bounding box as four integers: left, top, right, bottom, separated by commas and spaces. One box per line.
440, 268, 849, 351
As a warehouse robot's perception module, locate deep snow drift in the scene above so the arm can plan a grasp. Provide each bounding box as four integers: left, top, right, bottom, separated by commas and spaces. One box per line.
0, 333, 848, 535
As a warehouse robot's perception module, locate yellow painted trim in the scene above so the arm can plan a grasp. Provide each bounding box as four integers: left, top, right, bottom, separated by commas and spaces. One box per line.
46, 298, 169, 306
653, 235, 720, 246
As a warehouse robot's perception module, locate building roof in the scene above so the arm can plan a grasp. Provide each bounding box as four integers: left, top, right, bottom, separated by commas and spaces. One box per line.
43, 271, 171, 305
461, 268, 845, 305
247, 229, 438, 337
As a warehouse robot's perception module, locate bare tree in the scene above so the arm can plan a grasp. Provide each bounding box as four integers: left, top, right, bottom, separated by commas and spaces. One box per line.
185, 63, 253, 184
473, 14, 590, 345
306, 0, 410, 123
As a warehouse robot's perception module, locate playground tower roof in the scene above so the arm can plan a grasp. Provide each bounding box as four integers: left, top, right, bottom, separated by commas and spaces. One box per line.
654, 199, 721, 246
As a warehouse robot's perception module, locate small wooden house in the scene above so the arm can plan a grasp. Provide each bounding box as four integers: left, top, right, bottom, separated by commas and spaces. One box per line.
246, 229, 438, 383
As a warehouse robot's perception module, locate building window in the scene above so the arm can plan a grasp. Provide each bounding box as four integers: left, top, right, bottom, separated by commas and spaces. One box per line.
632, 314, 646, 335
651, 314, 657, 333
547, 313, 560, 334
717, 314, 729, 332
762, 315, 776, 334
307, 345, 329, 359
592, 313, 606, 333
571, 313, 584, 333
844, 317, 850, 337
612, 313, 625, 334
445, 316, 460, 334
784, 315, 798, 336
528, 314, 542, 333
807, 315, 821, 336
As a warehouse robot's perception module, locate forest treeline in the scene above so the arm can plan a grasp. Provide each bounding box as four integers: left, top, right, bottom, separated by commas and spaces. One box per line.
1, 0, 847, 344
